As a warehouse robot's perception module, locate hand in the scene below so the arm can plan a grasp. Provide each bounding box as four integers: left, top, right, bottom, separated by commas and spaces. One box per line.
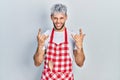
72, 28, 86, 49
37, 28, 49, 47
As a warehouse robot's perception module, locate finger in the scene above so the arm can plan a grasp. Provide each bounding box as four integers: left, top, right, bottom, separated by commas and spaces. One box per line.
37, 32, 41, 39
81, 34, 86, 41
41, 34, 48, 41
77, 35, 83, 42
38, 28, 41, 35
79, 28, 83, 35
39, 35, 45, 42
72, 34, 79, 42
82, 34, 86, 38
40, 34, 45, 40
71, 34, 75, 39
74, 34, 78, 39
45, 35, 49, 40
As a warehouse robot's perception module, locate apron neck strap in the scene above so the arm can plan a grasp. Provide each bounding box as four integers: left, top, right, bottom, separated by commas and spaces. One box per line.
50, 28, 68, 43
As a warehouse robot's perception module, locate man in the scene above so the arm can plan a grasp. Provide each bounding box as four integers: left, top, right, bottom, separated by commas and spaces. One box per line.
33, 3, 86, 80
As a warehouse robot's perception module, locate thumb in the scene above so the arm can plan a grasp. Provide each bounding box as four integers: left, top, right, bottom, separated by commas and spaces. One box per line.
83, 34, 86, 37
71, 34, 74, 39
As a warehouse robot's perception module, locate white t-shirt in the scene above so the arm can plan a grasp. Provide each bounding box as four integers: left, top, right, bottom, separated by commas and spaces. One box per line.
43, 28, 77, 61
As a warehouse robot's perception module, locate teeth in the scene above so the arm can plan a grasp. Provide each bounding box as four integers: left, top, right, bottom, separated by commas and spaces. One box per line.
57, 24, 61, 26
57, 24, 60, 26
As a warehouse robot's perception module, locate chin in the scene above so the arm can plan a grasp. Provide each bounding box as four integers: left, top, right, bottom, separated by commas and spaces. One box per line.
56, 27, 64, 30
53, 23, 65, 30
56, 27, 62, 29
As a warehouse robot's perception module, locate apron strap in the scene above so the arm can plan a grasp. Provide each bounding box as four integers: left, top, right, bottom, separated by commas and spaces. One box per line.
50, 28, 54, 43
49, 28, 68, 43
64, 28, 68, 43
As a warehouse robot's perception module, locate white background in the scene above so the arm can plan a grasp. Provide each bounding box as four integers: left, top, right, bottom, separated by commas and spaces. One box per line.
0, 0, 120, 80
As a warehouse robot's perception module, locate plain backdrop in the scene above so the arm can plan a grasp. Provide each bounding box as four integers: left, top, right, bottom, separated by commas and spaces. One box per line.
0, 0, 120, 80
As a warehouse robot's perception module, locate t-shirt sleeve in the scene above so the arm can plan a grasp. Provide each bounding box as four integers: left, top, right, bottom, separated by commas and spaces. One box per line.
70, 31, 77, 50
73, 40, 77, 50
74, 45, 77, 50
42, 30, 50, 50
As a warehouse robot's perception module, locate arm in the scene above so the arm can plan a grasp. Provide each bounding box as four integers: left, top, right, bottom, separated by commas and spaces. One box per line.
33, 46, 45, 67
72, 28, 86, 67
33, 29, 48, 67
73, 48, 85, 67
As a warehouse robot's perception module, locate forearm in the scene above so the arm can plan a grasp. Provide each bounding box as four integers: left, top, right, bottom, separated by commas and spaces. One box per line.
33, 46, 45, 66
74, 48, 85, 67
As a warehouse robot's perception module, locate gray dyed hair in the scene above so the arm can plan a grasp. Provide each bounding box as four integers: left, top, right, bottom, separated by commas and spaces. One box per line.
51, 3, 67, 16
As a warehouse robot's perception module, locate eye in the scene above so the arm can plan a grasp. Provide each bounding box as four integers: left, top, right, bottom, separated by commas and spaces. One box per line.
54, 17, 58, 20
60, 17, 64, 19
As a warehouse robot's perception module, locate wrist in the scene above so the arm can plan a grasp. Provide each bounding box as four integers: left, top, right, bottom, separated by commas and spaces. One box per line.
38, 45, 44, 51
76, 47, 83, 53
76, 48, 81, 53
38, 45, 44, 48
38, 43, 44, 48
77, 45, 83, 50
38, 42, 44, 47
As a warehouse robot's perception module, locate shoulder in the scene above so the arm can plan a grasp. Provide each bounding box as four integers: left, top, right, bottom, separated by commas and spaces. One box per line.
67, 29, 76, 43
43, 29, 52, 35
67, 29, 76, 35
43, 29, 52, 42
67, 29, 76, 38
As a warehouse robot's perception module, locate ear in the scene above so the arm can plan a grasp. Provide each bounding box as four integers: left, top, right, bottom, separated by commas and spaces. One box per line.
51, 15, 53, 20
65, 15, 68, 20
50, 15, 52, 19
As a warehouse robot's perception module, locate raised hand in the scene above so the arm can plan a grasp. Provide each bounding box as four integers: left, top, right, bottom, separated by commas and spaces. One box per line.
72, 28, 86, 49
37, 28, 49, 47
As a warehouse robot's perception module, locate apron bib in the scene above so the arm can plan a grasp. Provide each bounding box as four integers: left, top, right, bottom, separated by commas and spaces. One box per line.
41, 28, 74, 80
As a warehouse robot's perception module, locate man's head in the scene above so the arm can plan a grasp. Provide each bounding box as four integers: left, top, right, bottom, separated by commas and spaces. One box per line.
51, 3, 67, 31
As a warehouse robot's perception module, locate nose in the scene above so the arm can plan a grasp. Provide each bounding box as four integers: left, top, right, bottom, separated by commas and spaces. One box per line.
57, 19, 60, 23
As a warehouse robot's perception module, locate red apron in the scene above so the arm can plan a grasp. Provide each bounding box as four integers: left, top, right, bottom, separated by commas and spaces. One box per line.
41, 28, 74, 80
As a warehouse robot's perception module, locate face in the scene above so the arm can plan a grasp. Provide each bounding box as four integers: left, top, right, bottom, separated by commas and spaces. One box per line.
51, 13, 67, 31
